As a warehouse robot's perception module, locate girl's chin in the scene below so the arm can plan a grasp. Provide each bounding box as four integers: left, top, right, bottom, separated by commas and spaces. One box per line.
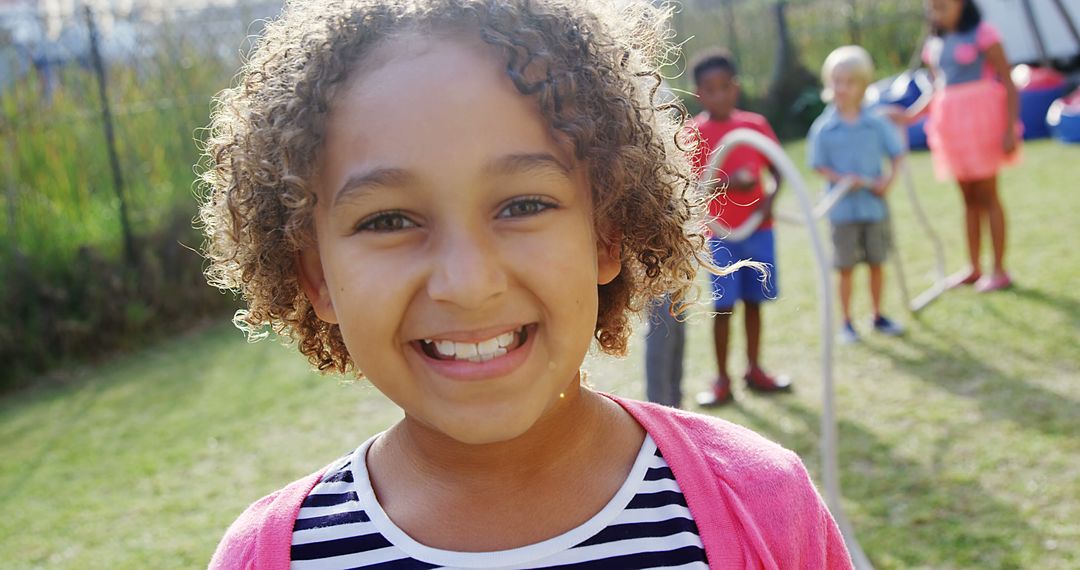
413, 391, 574, 446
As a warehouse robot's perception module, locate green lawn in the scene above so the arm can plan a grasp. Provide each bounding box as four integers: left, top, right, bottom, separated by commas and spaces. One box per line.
1, 140, 1077, 569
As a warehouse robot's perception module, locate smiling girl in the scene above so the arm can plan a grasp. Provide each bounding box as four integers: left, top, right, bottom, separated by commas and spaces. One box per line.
200, 1, 851, 568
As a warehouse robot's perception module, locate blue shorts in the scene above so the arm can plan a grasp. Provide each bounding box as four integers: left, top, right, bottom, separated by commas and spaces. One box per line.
709, 229, 778, 310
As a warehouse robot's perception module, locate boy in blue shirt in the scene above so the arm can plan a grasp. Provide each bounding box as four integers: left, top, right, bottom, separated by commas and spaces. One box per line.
808, 45, 905, 343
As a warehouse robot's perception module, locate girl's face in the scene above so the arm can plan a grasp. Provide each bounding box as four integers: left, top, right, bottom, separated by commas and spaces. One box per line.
300, 34, 621, 445
927, 0, 964, 31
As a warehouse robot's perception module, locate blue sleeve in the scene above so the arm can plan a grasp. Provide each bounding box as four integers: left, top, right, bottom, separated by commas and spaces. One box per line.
807, 121, 826, 170
875, 115, 905, 158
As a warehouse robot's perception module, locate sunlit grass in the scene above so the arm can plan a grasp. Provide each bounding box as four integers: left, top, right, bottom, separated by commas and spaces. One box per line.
0, 140, 1076, 568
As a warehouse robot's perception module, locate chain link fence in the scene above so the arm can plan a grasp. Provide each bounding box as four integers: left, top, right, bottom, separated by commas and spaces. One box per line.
2, 0, 280, 267
671, 0, 925, 137
1, 1, 281, 384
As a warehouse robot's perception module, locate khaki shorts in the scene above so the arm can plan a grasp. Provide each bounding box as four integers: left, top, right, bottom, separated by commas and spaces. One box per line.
831, 220, 891, 269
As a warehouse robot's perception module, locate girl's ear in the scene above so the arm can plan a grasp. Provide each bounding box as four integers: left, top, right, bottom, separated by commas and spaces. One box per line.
596, 232, 622, 286
297, 247, 338, 324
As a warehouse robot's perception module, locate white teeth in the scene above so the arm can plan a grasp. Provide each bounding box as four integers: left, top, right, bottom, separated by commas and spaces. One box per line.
477, 338, 499, 355
435, 340, 456, 357
425, 327, 524, 361
454, 342, 479, 359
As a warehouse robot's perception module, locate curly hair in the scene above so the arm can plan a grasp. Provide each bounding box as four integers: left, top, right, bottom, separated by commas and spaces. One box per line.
198, 0, 717, 374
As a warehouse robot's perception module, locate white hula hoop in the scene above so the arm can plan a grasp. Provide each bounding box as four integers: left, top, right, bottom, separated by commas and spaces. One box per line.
894, 144, 949, 314
706, 127, 875, 570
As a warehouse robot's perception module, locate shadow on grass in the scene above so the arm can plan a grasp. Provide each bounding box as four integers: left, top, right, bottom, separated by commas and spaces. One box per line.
859, 319, 1078, 438
1007, 285, 1080, 327
978, 286, 1080, 363
730, 399, 1038, 569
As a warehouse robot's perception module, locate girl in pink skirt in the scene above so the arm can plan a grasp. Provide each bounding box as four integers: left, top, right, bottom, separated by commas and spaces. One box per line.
922, 0, 1019, 292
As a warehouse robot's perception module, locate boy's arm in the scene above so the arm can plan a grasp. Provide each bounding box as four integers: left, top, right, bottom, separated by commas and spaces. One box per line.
872, 156, 902, 197
767, 164, 783, 189
752, 165, 783, 220
759, 119, 784, 191
878, 104, 907, 126
807, 123, 841, 186
815, 166, 865, 189
872, 116, 906, 196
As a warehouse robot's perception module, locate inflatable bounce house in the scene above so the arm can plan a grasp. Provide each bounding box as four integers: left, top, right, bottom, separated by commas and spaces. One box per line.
982, 0, 1079, 66
868, 70, 933, 150
980, 0, 1078, 139
874, 0, 1079, 149
1047, 87, 1080, 143
1012, 64, 1067, 139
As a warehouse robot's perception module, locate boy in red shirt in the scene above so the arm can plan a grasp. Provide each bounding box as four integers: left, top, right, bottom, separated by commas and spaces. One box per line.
691, 49, 792, 406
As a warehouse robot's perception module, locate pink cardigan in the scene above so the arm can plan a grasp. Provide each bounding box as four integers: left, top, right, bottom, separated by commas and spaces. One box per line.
209, 395, 854, 569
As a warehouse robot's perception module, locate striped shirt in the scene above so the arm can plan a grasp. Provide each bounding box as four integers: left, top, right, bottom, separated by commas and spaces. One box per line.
290, 434, 708, 569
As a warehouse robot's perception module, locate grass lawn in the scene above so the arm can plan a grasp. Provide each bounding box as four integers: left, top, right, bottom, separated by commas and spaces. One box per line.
1, 139, 1077, 569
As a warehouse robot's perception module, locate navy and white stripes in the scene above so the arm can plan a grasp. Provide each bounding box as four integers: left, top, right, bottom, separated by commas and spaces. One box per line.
290, 435, 708, 569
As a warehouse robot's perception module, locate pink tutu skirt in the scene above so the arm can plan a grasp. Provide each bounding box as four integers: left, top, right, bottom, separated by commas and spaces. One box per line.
926, 79, 1021, 182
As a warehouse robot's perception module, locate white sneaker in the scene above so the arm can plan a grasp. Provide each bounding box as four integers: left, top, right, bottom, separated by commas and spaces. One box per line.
838, 322, 860, 344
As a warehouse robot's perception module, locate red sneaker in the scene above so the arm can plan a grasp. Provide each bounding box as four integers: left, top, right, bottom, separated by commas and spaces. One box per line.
696, 376, 734, 407
744, 366, 792, 393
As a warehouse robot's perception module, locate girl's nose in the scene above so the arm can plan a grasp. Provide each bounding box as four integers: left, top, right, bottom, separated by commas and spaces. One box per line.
426, 230, 508, 309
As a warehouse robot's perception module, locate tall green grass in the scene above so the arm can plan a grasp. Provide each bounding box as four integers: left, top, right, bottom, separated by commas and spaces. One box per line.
2, 47, 229, 274
0, 23, 240, 384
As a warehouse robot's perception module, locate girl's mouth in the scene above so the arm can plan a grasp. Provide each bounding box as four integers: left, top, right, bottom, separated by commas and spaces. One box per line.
416, 324, 533, 363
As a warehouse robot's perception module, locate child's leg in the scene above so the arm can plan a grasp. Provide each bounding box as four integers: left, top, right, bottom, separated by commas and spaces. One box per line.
644, 296, 685, 407
737, 228, 777, 371
735, 228, 789, 389
697, 305, 737, 406
869, 264, 884, 317
979, 176, 1008, 275
741, 299, 790, 390
713, 308, 734, 381
707, 236, 743, 384
863, 220, 890, 318
831, 223, 858, 324
958, 180, 984, 276
839, 268, 854, 323
744, 302, 761, 368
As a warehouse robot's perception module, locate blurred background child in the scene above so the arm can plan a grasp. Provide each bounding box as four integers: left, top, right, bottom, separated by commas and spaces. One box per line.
922, 0, 1019, 292
644, 294, 686, 407
808, 45, 906, 344
687, 48, 792, 407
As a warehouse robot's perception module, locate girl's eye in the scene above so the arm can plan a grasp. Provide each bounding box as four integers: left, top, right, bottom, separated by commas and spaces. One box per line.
356, 212, 417, 233
497, 197, 557, 219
